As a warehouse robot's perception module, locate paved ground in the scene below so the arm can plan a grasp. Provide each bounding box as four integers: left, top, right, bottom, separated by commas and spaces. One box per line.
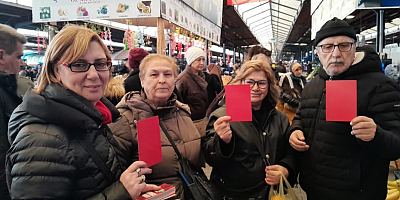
201, 161, 399, 200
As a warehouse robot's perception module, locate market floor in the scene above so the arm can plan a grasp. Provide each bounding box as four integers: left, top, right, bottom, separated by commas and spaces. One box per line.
202, 162, 399, 200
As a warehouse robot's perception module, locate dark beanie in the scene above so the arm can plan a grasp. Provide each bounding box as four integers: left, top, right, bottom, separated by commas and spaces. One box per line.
314, 17, 357, 46
128, 48, 149, 69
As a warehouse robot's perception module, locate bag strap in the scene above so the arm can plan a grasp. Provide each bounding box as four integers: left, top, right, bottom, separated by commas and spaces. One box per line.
159, 120, 183, 160
79, 133, 115, 183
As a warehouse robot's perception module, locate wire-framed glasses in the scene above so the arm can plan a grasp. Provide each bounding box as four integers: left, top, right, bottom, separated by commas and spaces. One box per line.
317, 42, 354, 53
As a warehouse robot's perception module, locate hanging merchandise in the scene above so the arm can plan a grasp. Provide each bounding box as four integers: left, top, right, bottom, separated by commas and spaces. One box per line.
37, 34, 41, 54
137, 30, 144, 47
170, 33, 176, 56
184, 36, 189, 52
101, 31, 105, 40
107, 28, 113, 51
227, 55, 230, 64
42, 38, 47, 49
208, 50, 211, 63
177, 42, 183, 59
146, 35, 152, 46
123, 29, 136, 50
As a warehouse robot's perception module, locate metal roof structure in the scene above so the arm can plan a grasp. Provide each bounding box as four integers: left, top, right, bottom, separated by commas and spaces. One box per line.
235, 0, 304, 59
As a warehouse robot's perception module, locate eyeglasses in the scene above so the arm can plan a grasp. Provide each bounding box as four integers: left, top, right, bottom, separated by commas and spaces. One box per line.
57, 60, 111, 72
317, 42, 354, 53
242, 79, 269, 89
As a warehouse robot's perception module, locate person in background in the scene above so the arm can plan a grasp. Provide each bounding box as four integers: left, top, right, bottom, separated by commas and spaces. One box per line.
0, 23, 26, 200
276, 62, 306, 123
17, 69, 34, 98
205, 63, 223, 109
176, 46, 209, 137
289, 17, 400, 200
109, 54, 203, 199
123, 48, 149, 93
104, 76, 125, 105
6, 25, 159, 200
245, 46, 272, 63
207, 63, 223, 85
275, 61, 287, 81
203, 60, 297, 199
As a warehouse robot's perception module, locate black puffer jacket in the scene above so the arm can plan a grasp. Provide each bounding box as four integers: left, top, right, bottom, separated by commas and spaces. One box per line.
0, 72, 21, 200
204, 100, 296, 199
6, 83, 131, 200
289, 46, 400, 200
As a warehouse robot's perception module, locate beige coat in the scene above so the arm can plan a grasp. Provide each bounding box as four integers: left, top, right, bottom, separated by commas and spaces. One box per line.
109, 91, 202, 198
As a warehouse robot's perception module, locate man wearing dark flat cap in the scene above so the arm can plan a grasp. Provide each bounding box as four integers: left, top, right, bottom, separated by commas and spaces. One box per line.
288, 17, 400, 200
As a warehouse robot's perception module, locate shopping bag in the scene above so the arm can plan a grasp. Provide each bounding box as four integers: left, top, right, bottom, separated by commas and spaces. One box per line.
268, 172, 299, 200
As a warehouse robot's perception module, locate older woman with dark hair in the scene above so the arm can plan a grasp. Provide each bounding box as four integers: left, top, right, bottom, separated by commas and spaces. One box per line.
203, 60, 297, 199
6, 25, 158, 200
109, 54, 203, 199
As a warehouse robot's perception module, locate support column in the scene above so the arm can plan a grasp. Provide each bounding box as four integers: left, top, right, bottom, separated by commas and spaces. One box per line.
375, 10, 380, 52
223, 43, 226, 66
157, 18, 165, 55
379, 10, 385, 53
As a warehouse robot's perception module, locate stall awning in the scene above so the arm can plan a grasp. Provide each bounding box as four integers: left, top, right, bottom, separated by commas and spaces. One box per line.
235, 0, 304, 58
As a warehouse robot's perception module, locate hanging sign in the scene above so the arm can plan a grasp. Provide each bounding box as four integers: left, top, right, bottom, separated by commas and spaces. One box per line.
32, 0, 161, 23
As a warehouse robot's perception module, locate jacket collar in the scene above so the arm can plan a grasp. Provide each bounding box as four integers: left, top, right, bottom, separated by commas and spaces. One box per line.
118, 90, 191, 117
23, 83, 120, 131
319, 46, 382, 80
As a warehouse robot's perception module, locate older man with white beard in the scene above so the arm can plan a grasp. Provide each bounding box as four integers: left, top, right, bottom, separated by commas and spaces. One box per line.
288, 17, 400, 200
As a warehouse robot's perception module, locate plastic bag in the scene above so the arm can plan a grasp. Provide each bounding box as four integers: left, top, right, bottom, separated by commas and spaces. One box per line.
268, 172, 299, 200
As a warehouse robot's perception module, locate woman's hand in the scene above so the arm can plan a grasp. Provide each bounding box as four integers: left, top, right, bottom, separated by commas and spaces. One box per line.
120, 161, 160, 199
265, 165, 288, 186
213, 116, 232, 144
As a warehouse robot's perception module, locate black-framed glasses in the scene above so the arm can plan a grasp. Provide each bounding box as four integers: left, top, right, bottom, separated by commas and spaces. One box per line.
57, 60, 111, 72
242, 79, 269, 89
317, 42, 354, 53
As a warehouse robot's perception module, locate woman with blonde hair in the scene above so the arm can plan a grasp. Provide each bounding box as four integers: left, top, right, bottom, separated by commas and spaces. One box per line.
109, 54, 203, 199
203, 60, 297, 199
6, 25, 158, 199
104, 76, 125, 105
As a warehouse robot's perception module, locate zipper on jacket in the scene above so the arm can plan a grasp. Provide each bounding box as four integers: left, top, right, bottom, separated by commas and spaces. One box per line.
254, 108, 274, 166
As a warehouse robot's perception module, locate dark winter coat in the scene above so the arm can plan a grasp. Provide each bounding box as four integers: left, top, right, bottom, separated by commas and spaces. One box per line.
109, 91, 202, 198
6, 83, 130, 200
204, 72, 223, 107
176, 66, 208, 120
204, 100, 297, 199
124, 68, 142, 93
289, 46, 400, 200
0, 72, 21, 200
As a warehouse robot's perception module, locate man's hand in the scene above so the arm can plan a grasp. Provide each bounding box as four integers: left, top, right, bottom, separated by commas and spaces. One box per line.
265, 165, 289, 185
213, 116, 232, 144
289, 130, 309, 151
350, 116, 377, 142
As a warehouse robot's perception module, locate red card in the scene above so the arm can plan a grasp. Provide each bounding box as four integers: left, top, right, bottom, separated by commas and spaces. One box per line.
137, 116, 162, 167
326, 80, 357, 121
225, 84, 252, 121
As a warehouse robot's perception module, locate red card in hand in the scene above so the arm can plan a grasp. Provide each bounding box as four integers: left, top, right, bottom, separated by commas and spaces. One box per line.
225, 84, 252, 121
137, 116, 162, 167
326, 80, 357, 122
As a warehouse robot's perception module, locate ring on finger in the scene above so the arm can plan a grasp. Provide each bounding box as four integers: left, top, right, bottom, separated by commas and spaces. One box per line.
136, 168, 141, 176
139, 175, 145, 184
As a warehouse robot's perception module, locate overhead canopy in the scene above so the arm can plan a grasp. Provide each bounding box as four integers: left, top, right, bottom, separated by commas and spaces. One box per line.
235, 0, 304, 57
220, 6, 259, 47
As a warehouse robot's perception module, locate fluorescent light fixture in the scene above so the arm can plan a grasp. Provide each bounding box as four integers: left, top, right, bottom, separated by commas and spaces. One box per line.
346, 15, 355, 19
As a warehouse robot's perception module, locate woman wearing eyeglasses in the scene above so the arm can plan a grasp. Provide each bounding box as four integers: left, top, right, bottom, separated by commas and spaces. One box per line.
203, 60, 297, 199
6, 26, 159, 199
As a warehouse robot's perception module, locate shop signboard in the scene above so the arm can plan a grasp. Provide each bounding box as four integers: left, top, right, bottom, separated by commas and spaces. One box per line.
32, 0, 161, 23
161, 0, 221, 44
181, 0, 223, 27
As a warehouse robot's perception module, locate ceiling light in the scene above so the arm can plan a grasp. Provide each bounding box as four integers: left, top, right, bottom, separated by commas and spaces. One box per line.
346, 15, 355, 19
